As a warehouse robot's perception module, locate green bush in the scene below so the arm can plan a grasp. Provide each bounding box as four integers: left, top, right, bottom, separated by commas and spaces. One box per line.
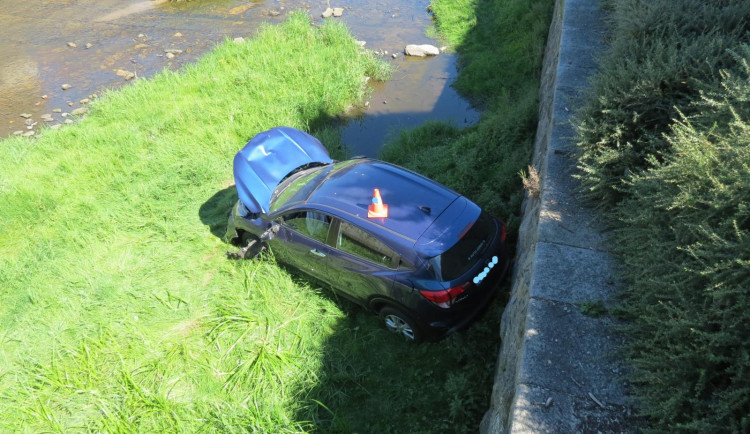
575, 0, 750, 205
608, 49, 750, 433
576, 1, 750, 430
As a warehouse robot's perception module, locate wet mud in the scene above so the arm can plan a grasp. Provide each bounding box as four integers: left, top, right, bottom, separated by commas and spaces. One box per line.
1, 0, 477, 154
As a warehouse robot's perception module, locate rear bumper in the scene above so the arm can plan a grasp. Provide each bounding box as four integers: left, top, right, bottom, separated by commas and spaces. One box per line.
423, 241, 512, 339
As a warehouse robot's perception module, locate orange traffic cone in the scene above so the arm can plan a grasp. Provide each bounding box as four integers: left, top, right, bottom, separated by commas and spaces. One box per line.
367, 188, 389, 218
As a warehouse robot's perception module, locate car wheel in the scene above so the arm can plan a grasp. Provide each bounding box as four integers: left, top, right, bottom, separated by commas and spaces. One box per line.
379, 307, 422, 342
240, 232, 265, 259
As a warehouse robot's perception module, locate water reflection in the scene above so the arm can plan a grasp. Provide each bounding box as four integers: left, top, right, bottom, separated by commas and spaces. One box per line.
342, 54, 479, 156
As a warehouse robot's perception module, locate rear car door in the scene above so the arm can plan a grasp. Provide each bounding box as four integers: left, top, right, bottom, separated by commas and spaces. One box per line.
321, 219, 399, 303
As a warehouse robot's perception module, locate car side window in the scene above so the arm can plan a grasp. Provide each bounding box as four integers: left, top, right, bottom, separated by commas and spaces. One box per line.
281, 211, 331, 243
337, 221, 397, 268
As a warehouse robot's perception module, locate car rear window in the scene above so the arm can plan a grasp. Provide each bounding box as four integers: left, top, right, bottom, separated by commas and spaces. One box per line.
429, 212, 496, 281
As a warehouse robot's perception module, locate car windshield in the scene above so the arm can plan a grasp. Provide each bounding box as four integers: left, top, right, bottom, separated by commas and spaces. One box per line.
270, 160, 359, 212
428, 212, 496, 281
270, 164, 330, 212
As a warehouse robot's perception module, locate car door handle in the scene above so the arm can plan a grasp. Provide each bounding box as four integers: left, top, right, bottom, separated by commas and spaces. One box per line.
309, 249, 326, 257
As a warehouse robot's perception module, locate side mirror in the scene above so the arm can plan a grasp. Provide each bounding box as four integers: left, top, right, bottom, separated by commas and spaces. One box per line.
260, 222, 280, 241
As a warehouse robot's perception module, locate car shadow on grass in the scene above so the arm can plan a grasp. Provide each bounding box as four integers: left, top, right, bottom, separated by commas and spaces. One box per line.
199, 186, 238, 240
292, 280, 510, 433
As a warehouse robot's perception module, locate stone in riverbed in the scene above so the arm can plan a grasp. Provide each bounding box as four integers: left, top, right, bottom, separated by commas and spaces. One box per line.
61, 83, 72, 90
322, 8, 333, 18
404, 44, 440, 57
333, 7, 344, 17
20, 113, 32, 119
71, 107, 88, 116
116, 69, 136, 80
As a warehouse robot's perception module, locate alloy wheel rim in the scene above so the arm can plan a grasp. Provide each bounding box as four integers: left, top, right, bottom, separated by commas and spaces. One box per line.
384, 315, 415, 340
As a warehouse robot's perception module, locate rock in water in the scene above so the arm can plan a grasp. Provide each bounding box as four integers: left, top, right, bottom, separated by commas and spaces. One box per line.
404, 44, 440, 57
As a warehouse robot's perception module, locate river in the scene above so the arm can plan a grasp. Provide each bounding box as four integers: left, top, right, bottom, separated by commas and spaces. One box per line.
0, 0, 478, 156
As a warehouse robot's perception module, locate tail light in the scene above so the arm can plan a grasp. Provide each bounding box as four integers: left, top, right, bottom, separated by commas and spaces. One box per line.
500, 221, 507, 241
420, 282, 473, 309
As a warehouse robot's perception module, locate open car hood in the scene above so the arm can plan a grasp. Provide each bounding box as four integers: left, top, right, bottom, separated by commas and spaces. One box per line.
233, 127, 332, 214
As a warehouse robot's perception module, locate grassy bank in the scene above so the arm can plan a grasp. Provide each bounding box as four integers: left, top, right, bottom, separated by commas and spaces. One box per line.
575, 0, 750, 431
0, 9, 534, 432
0, 13, 393, 431
381, 0, 553, 236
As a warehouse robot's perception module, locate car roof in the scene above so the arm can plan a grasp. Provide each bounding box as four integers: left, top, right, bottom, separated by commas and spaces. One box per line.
286, 159, 482, 256
234, 127, 332, 214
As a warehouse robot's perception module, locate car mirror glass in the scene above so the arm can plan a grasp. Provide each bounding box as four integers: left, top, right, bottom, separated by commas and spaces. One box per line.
261, 222, 281, 241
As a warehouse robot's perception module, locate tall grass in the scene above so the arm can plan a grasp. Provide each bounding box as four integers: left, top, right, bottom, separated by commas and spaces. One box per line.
0, 12, 388, 431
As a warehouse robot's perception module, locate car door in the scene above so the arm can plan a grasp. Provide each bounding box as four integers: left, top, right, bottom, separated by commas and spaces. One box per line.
269, 210, 338, 283
321, 219, 398, 303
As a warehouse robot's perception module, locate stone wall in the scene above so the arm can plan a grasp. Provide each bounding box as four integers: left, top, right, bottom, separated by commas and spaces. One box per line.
479, 0, 563, 430
481, 0, 635, 432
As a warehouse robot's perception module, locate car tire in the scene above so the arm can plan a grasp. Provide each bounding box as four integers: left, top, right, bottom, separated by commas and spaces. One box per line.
240, 232, 265, 259
379, 307, 423, 343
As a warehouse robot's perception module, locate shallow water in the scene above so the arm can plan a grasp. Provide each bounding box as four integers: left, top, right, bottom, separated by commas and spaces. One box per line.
0, 0, 478, 155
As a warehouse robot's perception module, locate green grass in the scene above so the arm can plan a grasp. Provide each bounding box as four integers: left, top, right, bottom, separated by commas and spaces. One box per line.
430, 0, 550, 108
0, 11, 509, 433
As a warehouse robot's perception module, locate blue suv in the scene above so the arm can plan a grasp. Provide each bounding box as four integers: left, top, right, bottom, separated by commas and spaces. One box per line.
226, 127, 510, 341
